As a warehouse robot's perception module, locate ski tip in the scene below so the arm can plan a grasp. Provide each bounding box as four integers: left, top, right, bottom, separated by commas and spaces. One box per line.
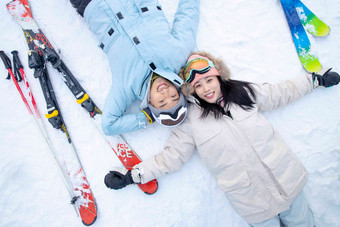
80, 208, 97, 226
308, 23, 330, 37
303, 61, 322, 73
82, 216, 97, 226
79, 193, 98, 226
298, 51, 322, 73
138, 179, 159, 195
315, 26, 330, 37
303, 65, 322, 73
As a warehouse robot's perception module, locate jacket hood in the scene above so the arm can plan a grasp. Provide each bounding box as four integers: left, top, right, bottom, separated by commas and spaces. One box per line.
179, 51, 231, 96
154, 68, 183, 88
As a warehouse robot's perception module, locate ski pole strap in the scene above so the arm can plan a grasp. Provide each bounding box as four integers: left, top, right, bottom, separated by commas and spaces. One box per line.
0, 51, 12, 79
11, 50, 23, 82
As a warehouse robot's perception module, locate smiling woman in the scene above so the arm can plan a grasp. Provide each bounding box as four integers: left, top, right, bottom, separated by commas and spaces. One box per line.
104, 51, 340, 226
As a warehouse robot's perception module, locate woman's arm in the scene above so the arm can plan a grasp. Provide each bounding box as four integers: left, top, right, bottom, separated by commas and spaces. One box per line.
253, 73, 314, 111
134, 122, 196, 184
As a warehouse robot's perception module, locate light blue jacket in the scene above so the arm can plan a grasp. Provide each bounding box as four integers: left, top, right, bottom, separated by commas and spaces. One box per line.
84, 0, 200, 135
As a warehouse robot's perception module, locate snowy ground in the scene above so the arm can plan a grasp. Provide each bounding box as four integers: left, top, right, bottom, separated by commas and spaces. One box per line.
0, 0, 339, 226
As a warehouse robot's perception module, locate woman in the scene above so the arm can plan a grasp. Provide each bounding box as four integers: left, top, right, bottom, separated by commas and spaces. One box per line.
70, 0, 200, 135
104, 52, 340, 226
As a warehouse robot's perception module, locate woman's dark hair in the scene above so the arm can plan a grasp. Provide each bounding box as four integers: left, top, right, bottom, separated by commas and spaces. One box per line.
194, 77, 256, 119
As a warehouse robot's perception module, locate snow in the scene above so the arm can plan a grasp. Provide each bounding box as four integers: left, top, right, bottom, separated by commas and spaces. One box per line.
0, 0, 339, 226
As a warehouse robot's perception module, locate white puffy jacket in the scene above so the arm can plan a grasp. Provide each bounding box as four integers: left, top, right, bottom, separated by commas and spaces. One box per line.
136, 74, 314, 224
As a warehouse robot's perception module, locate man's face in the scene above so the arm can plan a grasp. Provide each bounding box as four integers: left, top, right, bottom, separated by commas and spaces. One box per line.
149, 77, 180, 109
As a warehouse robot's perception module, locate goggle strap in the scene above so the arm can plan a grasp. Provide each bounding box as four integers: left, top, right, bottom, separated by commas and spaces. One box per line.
159, 106, 186, 120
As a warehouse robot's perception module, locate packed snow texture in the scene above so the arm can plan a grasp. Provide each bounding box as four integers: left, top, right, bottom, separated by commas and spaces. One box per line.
0, 0, 339, 226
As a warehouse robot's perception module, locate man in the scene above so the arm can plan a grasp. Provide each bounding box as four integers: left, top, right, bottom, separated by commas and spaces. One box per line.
70, 0, 200, 135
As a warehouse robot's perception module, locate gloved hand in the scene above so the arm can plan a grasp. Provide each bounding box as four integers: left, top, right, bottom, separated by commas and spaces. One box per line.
104, 168, 141, 190
142, 107, 155, 124
312, 68, 340, 88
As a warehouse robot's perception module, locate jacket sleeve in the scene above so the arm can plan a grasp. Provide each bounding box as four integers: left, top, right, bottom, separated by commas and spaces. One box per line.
101, 86, 147, 136
134, 121, 196, 184
253, 74, 314, 111
171, 0, 200, 52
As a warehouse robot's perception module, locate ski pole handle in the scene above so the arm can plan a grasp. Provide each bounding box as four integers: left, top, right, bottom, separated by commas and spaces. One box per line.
0, 51, 33, 115
11, 50, 23, 69
0, 51, 12, 80
11, 50, 23, 82
0, 51, 11, 69
12, 50, 41, 117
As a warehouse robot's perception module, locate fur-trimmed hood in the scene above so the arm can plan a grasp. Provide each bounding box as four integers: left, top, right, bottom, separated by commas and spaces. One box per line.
179, 51, 231, 96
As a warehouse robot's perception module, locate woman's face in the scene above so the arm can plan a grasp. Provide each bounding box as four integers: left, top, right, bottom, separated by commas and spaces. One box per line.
193, 76, 221, 104
150, 77, 180, 109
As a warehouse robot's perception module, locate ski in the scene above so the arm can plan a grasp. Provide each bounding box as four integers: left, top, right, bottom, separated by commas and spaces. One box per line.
91, 116, 158, 195
27, 49, 98, 226
6, 0, 158, 195
294, 0, 330, 37
0, 50, 97, 226
280, 0, 322, 73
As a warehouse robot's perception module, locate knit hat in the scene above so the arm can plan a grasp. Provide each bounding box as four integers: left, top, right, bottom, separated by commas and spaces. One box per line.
179, 51, 231, 96
186, 54, 220, 86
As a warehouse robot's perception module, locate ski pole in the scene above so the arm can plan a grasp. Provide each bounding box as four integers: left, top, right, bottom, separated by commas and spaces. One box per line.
1, 50, 80, 217
12, 50, 40, 117
0, 50, 32, 114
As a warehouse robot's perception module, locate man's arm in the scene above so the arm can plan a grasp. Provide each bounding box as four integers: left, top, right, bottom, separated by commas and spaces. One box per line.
171, 0, 200, 52
101, 86, 147, 135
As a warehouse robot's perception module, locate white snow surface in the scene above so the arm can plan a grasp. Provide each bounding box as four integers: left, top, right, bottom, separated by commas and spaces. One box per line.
1, 0, 340, 226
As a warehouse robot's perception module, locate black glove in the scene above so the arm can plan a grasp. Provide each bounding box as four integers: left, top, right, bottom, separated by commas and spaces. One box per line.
313, 68, 340, 88
104, 169, 134, 190
142, 107, 155, 124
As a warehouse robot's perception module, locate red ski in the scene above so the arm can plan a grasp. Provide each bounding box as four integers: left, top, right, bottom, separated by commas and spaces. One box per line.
0, 50, 97, 226
6, 0, 158, 197
92, 117, 158, 195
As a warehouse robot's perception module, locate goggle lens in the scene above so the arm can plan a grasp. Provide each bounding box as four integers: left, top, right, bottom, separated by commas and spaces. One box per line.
157, 106, 187, 127
183, 58, 215, 83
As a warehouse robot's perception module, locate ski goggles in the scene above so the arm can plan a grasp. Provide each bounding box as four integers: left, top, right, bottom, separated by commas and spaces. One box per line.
154, 106, 187, 127
183, 58, 216, 83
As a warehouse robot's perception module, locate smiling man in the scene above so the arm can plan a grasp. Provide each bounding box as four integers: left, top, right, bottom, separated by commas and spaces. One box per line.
149, 76, 180, 110
69, 0, 200, 135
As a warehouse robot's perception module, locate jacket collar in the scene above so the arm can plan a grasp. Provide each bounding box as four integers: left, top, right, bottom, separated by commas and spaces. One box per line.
153, 69, 183, 88
186, 95, 233, 117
